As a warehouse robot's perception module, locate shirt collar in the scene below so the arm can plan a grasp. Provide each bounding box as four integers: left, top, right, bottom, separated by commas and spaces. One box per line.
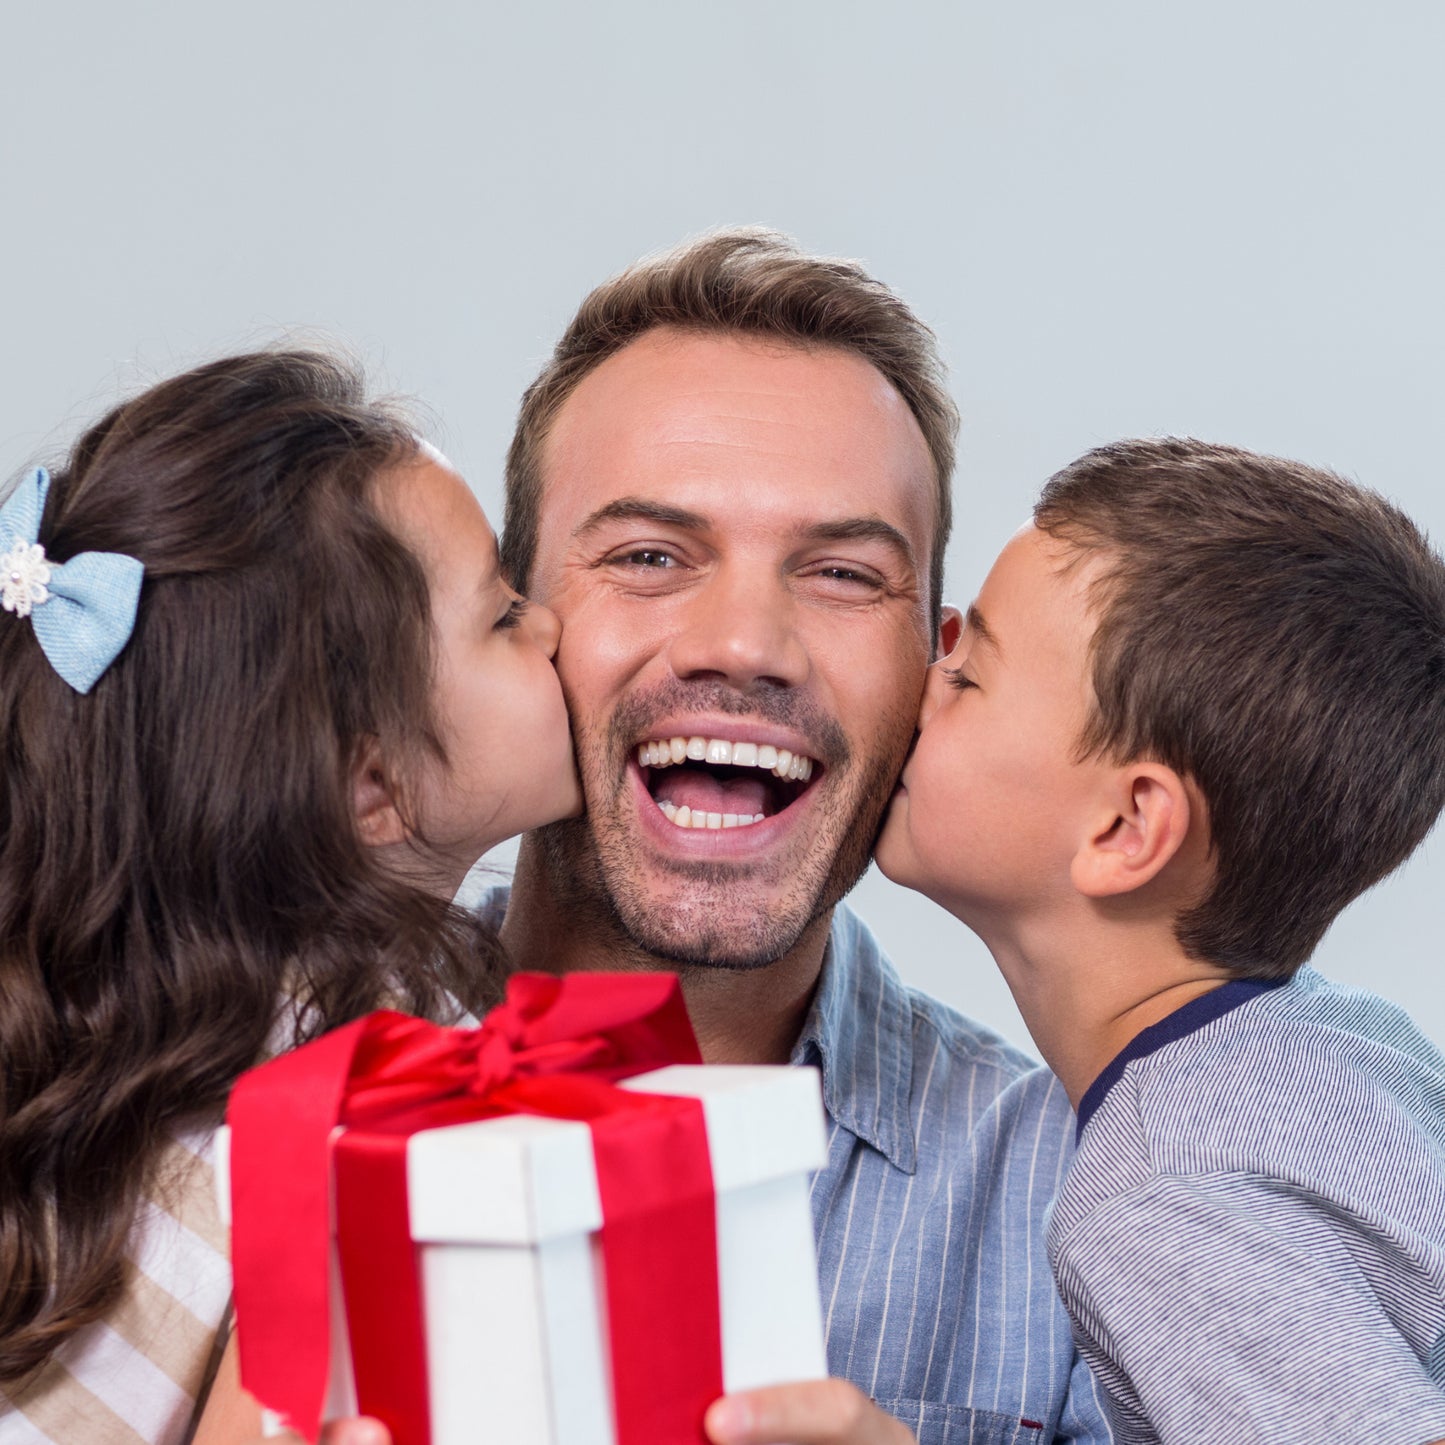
1075, 974, 1289, 1141
791, 906, 918, 1174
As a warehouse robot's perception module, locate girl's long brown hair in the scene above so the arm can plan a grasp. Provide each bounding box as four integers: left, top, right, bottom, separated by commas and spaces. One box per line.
0, 350, 507, 1383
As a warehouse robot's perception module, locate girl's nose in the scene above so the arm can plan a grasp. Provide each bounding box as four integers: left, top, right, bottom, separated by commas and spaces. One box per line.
527, 597, 563, 658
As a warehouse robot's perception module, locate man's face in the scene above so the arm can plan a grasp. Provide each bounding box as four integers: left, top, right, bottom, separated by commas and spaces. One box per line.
525, 327, 937, 968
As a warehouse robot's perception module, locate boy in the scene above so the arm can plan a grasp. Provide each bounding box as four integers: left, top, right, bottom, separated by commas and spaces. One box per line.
876, 437, 1445, 1444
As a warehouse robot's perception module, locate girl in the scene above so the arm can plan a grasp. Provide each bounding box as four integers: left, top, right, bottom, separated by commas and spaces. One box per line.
0, 350, 579, 1444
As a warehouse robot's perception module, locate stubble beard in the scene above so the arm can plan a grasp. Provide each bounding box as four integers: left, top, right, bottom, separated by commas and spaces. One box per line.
532, 680, 917, 971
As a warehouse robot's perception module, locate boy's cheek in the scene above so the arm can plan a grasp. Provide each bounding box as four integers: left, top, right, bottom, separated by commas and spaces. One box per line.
872, 798, 913, 886
874, 794, 944, 900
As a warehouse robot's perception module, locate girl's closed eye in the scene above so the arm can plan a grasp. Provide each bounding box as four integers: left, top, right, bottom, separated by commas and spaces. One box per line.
944, 665, 978, 692
495, 596, 529, 630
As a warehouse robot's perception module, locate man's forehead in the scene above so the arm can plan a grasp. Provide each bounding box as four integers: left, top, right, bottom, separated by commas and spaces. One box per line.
547, 328, 921, 444
538, 333, 934, 530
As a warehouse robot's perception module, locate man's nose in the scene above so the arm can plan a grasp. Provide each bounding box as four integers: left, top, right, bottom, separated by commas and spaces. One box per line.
664, 565, 810, 690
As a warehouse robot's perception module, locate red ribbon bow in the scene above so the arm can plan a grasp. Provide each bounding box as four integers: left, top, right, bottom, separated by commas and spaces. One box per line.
228, 973, 722, 1445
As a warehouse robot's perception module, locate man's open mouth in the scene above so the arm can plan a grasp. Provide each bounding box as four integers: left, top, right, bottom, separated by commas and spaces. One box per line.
634, 735, 820, 831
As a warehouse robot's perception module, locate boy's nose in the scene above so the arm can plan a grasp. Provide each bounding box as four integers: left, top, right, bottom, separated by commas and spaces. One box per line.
917, 605, 964, 728
917, 657, 950, 728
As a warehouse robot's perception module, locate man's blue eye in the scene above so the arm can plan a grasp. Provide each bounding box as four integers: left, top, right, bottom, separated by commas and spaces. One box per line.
623, 550, 674, 567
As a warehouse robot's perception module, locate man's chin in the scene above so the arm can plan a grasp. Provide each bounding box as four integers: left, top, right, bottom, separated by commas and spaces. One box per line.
605, 888, 828, 972
529, 820, 853, 971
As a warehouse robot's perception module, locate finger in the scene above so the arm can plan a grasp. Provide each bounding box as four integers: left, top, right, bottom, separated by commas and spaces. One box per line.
317, 1420, 391, 1445
705, 1379, 913, 1445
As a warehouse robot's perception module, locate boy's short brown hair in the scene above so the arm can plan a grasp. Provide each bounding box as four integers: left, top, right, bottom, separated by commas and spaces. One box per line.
501, 227, 959, 635
1036, 437, 1445, 978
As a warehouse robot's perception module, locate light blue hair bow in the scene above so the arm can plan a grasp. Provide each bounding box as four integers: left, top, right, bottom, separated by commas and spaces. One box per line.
0, 467, 145, 694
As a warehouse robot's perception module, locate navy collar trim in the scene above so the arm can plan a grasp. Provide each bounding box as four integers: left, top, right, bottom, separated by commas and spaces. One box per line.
1076, 977, 1288, 1142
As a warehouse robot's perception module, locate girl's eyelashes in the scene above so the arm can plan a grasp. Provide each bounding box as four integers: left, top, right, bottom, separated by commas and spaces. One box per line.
494, 597, 529, 631
943, 665, 977, 692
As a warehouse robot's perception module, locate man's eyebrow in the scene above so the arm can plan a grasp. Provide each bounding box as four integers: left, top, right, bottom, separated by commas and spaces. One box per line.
800, 517, 918, 572
572, 497, 709, 539
966, 602, 1001, 655
572, 502, 919, 573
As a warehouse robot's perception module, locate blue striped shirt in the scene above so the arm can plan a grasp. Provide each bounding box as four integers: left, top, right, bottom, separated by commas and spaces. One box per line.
795, 906, 1109, 1444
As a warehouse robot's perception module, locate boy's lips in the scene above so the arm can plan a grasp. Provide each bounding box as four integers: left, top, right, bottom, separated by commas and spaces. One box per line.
626, 719, 827, 840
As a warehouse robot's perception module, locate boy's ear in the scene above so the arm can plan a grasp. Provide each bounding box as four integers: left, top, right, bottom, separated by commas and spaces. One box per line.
936, 604, 964, 662
1070, 763, 1193, 899
351, 736, 410, 849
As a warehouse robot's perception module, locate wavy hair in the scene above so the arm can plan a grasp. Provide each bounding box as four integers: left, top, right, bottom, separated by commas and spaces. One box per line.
0, 350, 507, 1383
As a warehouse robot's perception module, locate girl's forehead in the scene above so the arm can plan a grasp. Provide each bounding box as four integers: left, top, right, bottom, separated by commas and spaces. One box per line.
380, 455, 497, 557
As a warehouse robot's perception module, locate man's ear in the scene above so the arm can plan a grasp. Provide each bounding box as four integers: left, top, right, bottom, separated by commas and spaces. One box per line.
936, 604, 964, 662
351, 736, 410, 849
1070, 764, 1193, 899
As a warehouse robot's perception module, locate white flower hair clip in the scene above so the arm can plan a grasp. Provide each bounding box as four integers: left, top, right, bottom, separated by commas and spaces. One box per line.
2, 536, 52, 617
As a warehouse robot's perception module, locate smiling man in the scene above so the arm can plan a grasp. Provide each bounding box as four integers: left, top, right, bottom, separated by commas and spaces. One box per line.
493, 231, 1110, 1445
504, 329, 933, 1047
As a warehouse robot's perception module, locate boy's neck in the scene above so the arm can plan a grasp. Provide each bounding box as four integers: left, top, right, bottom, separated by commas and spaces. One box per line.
987, 912, 1233, 1110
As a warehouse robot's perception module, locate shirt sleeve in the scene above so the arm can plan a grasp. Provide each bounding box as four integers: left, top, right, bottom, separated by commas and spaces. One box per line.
1050, 1171, 1445, 1445
1054, 1339, 1116, 1445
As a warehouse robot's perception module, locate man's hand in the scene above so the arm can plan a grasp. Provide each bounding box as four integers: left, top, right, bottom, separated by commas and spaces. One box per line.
238, 1422, 389, 1445
315, 1425, 390, 1445
242, 1384, 916, 1445
705, 1379, 916, 1445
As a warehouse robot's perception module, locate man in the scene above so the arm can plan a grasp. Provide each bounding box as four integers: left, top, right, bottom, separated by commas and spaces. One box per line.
491, 228, 1109, 1445
232, 233, 1106, 1445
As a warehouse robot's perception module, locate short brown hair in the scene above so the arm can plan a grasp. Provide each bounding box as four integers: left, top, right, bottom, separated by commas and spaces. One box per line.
1036, 437, 1445, 979
502, 227, 958, 632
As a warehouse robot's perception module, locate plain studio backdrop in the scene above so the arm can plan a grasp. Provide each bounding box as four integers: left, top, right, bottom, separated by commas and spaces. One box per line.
4, 2, 1441, 1051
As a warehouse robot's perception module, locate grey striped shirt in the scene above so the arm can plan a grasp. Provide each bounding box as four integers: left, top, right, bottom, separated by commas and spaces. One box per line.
1049, 968, 1445, 1444
795, 906, 1110, 1445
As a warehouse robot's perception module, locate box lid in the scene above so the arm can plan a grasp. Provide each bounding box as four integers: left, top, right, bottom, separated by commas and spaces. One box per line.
407, 1063, 825, 1245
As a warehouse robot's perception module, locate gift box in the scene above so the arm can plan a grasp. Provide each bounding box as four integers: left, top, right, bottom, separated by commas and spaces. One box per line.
220, 974, 829, 1445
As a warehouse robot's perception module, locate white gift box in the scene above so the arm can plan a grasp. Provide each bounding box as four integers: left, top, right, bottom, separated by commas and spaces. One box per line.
219, 1063, 829, 1444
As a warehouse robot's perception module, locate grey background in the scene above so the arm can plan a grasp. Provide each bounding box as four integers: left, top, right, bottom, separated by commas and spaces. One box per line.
5, 1, 1441, 1051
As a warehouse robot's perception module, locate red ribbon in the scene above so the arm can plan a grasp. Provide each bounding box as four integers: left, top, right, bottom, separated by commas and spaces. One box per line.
228, 973, 723, 1445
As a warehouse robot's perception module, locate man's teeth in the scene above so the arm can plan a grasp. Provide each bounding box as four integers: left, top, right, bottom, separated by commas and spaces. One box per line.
635, 737, 815, 781
656, 800, 767, 831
